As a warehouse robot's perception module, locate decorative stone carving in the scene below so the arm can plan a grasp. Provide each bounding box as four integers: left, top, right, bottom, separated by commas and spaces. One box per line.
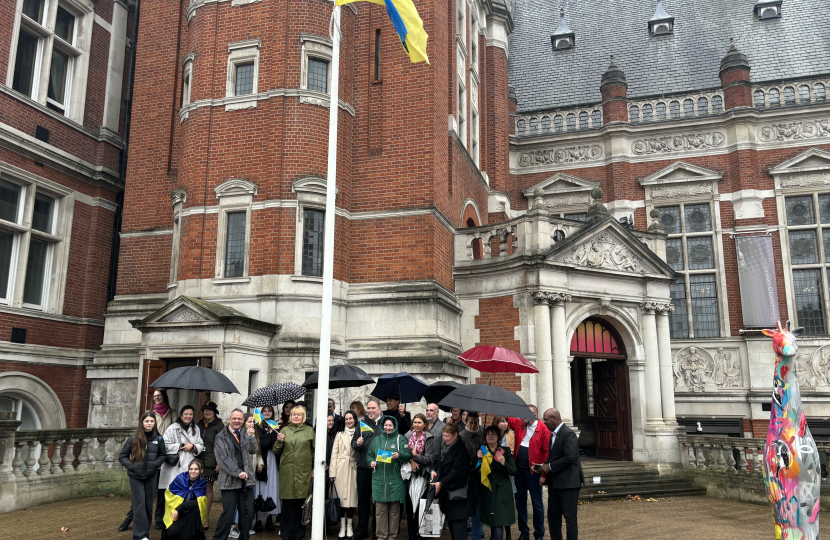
171, 189, 187, 206
673, 347, 715, 392
650, 182, 713, 200
631, 132, 725, 155
811, 346, 830, 387
642, 302, 674, 314
300, 94, 329, 108
712, 347, 741, 387
517, 145, 603, 167
532, 292, 550, 305
780, 173, 830, 189
560, 232, 647, 273
758, 118, 830, 142
293, 356, 318, 370
795, 349, 819, 388
532, 292, 572, 305
160, 307, 204, 323
545, 193, 592, 208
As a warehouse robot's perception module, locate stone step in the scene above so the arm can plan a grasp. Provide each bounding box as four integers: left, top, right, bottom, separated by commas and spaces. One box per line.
581, 472, 661, 485
582, 478, 695, 493
579, 483, 707, 501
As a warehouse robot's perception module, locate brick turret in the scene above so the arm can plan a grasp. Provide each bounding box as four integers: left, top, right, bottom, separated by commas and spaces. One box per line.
719, 39, 752, 109
600, 56, 628, 123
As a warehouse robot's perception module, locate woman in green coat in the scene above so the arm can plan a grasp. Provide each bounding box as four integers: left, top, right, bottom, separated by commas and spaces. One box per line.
367, 416, 412, 540
477, 425, 517, 539
274, 406, 315, 540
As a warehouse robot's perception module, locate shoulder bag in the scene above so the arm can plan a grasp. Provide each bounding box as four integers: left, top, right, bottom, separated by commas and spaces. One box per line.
325, 482, 341, 525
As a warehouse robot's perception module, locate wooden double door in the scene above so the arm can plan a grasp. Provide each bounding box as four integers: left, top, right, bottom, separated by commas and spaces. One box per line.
142, 358, 212, 414
591, 359, 633, 461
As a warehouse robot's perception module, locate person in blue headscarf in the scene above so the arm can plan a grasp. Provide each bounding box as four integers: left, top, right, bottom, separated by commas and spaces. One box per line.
163, 459, 208, 540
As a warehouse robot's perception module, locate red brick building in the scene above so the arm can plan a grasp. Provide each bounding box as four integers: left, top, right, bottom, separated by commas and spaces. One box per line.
84, 0, 830, 464
0, 0, 132, 428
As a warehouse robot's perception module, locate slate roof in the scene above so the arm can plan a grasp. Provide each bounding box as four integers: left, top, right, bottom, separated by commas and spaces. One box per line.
507, 0, 830, 113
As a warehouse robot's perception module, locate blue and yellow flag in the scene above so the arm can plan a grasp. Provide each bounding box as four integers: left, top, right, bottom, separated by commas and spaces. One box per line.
335, 0, 429, 64
480, 445, 493, 491
265, 419, 280, 431
360, 421, 374, 433
163, 471, 207, 529
254, 407, 263, 425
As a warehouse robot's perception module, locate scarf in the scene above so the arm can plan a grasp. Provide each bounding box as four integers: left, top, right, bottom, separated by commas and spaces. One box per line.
409, 431, 425, 456
480, 445, 494, 491
154, 402, 169, 418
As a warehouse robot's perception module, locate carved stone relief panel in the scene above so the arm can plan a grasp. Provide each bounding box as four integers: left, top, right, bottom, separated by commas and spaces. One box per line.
673, 347, 715, 392
558, 232, 648, 274
545, 193, 592, 208
794, 348, 820, 388
632, 132, 725, 155
160, 307, 205, 323
758, 118, 830, 142
779, 173, 830, 189
517, 145, 603, 168
649, 182, 713, 200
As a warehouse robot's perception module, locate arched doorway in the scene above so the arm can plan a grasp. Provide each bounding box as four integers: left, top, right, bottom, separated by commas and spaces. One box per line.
570, 317, 633, 461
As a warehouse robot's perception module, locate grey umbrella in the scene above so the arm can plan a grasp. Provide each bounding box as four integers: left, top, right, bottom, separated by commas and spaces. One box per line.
438, 384, 536, 420
149, 366, 240, 394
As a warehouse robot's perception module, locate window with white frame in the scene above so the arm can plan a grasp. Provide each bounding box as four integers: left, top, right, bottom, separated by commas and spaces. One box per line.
224, 211, 246, 278
300, 34, 332, 95
213, 179, 255, 281
658, 203, 720, 338
181, 60, 192, 108
783, 194, 830, 335
301, 208, 324, 277
225, 40, 260, 99
0, 176, 67, 311
9, 0, 93, 122
292, 176, 333, 278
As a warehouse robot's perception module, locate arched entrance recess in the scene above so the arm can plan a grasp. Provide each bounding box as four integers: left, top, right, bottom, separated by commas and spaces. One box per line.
570, 318, 633, 461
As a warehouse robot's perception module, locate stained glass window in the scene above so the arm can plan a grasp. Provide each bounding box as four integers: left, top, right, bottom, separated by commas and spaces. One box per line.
684, 204, 711, 232
669, 278, 688, 338
786, 196, 815, 225
690, 274, 719, 338
665, 238, 683, 271
793, 270, 825, 335
686, 237, 714, 270
658, 206, 681, 234
789, 230, 818, 265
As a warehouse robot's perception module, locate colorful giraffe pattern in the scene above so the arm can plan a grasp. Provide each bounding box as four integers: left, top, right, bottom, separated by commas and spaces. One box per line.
762, 321, 820, 540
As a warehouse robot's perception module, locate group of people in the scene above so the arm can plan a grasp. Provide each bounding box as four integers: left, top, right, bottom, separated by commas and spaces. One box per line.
120, 390, 583, 540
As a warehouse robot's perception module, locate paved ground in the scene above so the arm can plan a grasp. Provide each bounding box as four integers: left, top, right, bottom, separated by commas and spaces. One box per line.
0, 495, 822, 540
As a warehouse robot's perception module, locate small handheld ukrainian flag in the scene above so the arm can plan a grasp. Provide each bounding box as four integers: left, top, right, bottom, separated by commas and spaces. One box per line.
360, 421, 374, 433
335, 0, 429, 64
253, 407, 263, 425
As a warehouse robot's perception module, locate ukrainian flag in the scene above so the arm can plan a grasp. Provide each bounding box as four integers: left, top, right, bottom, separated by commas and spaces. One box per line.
254, 407, 263, 425
360, 421, 374, 433
163, 471, 207, 529
335, 0, 429, 64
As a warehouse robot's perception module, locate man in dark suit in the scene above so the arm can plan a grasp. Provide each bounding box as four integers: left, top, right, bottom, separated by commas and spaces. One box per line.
535, 408, 583, 540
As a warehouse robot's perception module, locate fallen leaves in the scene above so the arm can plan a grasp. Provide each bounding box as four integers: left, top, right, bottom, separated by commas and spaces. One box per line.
60, 527, 69, 533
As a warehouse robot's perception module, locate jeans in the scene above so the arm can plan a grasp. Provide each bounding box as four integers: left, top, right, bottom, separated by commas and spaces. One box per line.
514, 466, 545, 540
128, 476, 156, 540
213, 487, 254, 540
470, 506, 484, 540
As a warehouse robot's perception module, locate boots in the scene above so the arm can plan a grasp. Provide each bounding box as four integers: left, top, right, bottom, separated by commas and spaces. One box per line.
338, 518, 347, 539
265, 516, 275, 532
346, 518, 354, 539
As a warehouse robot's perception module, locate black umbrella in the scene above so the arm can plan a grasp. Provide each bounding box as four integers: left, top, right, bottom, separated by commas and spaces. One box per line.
149, 366, 240, 394
438, 384, 536, 420
302, 365, 375, 389
371, 372, 429, 404
423, 381, 461, 412
242, 382, 306, 407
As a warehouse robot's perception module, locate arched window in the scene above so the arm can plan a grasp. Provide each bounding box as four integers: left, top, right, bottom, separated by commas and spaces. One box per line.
753, 90, 766, 107
642, 104, 653, 121
517, 119, 526, 134
629, 106, 640, 123
570, 318, 626, 359
683, 99, 694, 116
799, 85, 811, 103
769, 88, 780, 106
697, 97, 708, 115
566, 113, 576, 130
529, 117, 538, 133
783, 86, 795, 104
656, 102, 666, 120
669, 100, 680, 118
591, 110, 602, 127
814, 83, 826, 101
553, 115, 564, 132
541, 116, 551, 132
711, 95, 723, 113
578, 111, 589, 129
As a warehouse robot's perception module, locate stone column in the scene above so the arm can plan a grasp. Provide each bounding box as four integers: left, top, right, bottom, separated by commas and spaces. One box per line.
533, 292, 554, 413
640, 303, 664, 425
655, 304, 677, 423
550, 293, 573, 425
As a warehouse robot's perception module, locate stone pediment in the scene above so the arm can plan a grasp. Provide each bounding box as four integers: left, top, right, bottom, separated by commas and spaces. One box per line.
522, 172, 600, 197
769, 148, 830, 179
130, 296, 279, 335
639, 161, 722, 186
546, 218, 676, 278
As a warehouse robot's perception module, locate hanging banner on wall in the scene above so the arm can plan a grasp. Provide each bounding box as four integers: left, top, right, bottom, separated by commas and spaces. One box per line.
735, 235, 780, 328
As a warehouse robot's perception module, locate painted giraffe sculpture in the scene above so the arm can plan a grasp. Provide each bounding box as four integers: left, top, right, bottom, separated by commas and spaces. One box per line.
762, 321, 820, 540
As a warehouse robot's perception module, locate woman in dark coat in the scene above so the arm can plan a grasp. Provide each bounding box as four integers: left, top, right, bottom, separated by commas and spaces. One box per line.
477, 426, 517, 540
196, 401, 223, 529
429, 423, 472, 540
120, 411, 174, 540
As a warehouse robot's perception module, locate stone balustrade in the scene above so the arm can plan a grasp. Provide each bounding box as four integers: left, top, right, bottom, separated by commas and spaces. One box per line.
752, 77, 829, 108
628, 91, 725, 123
0, 412, 133, 513
515, 106, 603, 136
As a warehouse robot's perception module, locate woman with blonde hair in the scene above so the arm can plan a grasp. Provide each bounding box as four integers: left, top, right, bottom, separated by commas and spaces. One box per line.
275, 406, 315, 540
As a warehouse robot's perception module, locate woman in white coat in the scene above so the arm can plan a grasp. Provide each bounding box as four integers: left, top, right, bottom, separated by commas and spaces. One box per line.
329, 410, 359, 539
159, 406, 204, 500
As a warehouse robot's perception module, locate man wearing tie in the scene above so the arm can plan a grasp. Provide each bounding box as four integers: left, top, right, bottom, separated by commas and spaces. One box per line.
213, 408, 258, 540
534, 408, 583, 540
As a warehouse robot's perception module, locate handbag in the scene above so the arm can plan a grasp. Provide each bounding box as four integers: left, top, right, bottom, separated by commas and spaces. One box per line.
255, 461, 268, 482
325, 482, 341, 525
301, 491, 314, 525
447, 485, 467, 501
264, 497, 277, 512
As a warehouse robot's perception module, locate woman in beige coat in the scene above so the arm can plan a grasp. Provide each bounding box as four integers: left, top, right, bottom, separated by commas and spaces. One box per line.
329, 410, 359, 539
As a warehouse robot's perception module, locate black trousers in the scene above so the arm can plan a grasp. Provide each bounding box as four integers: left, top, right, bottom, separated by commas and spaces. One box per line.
547, 487, 579, 540
405, 488, 419, 540
355, 468, 375, 540
448, 519, 467, 540
281, 498, 307, 540
213, 487, 254, 540
129, 476, 156, 540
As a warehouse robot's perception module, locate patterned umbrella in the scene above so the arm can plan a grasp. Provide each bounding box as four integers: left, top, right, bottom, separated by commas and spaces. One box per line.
242, 382, 306, 407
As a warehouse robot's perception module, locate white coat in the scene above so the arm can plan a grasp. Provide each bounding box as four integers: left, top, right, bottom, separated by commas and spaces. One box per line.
329, 427, 358, 508
158, 422, 204, 489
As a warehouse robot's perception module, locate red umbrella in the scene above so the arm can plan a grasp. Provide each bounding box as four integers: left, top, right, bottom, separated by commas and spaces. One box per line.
458, 345, 539, 374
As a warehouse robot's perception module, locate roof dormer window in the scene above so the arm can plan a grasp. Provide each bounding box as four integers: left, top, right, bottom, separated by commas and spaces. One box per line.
551, 9, 574, 51
648, 1, 674, 36
754, 0, 782, 19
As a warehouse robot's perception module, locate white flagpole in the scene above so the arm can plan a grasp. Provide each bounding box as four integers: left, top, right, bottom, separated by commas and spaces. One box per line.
310, 5, 341, 540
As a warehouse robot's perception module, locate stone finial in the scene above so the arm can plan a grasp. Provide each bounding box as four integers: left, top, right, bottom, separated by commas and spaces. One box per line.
600, 55, 627, 89
719, 38, 751, 77
586, 187, 609, 223
530, 187, 548, 216
551, 8, 574, 50
648, 207, 666, 233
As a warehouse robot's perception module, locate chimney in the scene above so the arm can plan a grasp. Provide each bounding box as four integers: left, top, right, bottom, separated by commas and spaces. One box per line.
719, 39, 752, 110
600, 56, 628, 123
